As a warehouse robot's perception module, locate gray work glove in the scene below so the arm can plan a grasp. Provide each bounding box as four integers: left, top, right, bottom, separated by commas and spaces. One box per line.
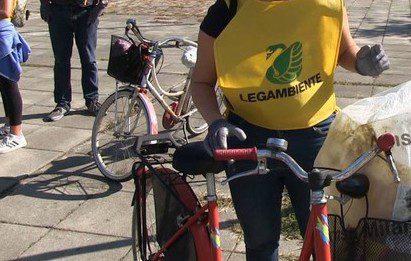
356, 44, 390, 77
40, 0, 51, 23
204, 119, 247, 156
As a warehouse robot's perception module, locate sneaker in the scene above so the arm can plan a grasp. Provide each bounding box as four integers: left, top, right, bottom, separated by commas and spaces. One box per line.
45, 106, 69, 122
0, 133, 27, 154
0, 124, 10, 139
86, 100, 102, 116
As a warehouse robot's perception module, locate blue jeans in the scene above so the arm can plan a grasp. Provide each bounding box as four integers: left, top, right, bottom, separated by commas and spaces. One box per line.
226, 112, 335, 261
48, 4, 99, 110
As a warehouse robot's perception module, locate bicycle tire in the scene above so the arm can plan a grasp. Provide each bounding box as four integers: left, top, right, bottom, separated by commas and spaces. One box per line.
91, 89, 151, 181
132, 180, 157, 261
131, 168, 198, 261
186, 86, 225, 135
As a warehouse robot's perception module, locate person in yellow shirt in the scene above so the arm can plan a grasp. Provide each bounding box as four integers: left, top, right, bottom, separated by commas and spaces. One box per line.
191, 0, 389, 260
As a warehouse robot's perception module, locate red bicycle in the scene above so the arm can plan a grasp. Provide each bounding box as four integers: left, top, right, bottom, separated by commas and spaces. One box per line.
131, 132, 399, 261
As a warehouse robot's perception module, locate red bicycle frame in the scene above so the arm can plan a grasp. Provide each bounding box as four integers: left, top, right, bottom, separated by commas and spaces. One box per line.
147, 172, 222, 261
300, 202, 332, 261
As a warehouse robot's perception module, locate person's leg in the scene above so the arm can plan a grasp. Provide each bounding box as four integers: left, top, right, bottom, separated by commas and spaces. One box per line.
0, 76, 26, 153
48, 4, 74, 111
0, 78, 11, 137
0, 80, 10, 122
226, 115, 286, 261
283, 114, 335, 236
0, 77, 22, 135
73, 7, 99, 107
228, 165, 284, 261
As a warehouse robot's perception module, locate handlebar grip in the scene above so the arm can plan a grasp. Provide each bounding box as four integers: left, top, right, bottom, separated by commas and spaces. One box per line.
377, 133, 396, 152
214, 148, 258, 161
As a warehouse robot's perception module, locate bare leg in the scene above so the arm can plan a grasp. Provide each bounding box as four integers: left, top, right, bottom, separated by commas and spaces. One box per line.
10, 124, 22, 136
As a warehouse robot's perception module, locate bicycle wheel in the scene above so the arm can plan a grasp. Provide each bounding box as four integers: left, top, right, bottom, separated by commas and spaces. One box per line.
92, 89, 151, 181
186, 86, 225, 135
132, 172, 158, 261
132, 169, 197, 261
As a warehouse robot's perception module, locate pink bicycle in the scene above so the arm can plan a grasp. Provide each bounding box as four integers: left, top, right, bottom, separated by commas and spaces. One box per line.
92, 18, 223, 182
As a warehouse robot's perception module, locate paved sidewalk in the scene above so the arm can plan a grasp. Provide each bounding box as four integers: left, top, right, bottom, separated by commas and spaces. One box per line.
0, 0, 410, 260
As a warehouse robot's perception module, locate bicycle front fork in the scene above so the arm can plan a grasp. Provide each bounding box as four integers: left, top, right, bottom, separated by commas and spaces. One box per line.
206, 173, 223, 261
299, 169, 333, 261
299, 191, 332, 261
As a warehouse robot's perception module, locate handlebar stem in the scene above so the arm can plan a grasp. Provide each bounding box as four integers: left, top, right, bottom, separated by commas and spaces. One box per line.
311, 190, 327, 205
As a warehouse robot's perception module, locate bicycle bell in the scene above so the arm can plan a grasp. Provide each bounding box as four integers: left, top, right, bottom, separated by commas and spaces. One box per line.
266, 138, 288, 152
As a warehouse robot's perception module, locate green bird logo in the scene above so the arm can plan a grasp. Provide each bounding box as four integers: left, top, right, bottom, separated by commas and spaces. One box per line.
265, 42, 303, 84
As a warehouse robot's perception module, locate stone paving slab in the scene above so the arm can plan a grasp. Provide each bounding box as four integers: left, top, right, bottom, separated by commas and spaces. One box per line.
36, 149, 137, 192
17, 76, 59, 92
227, 252, 247, 261
374, 73, 411, 86
0, 185, 87, 227
0, 223, 50, 261
234, 235, 302, 258
56, 190, 133, 238
17, 230, 131, 261
0, 148, 62, 177
25, 126, 91, 152
0, 0, 409, 260
334, 84, 373, 99
20, 90, 53, 105
334, 71, 376, 85
20, 123, 43, 136
20, 105, 95, 130
336, 97, 361, 109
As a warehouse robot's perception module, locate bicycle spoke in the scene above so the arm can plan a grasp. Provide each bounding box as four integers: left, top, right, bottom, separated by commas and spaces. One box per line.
92, 90, 151, 181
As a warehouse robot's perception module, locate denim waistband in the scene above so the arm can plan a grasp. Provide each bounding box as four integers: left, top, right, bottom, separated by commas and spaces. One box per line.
227, 111, 335, 138
227, 112, 336, 171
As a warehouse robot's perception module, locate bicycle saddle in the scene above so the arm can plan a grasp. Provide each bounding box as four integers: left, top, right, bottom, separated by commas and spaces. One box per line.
173, 142, 226, 175
336, 174, 370, 199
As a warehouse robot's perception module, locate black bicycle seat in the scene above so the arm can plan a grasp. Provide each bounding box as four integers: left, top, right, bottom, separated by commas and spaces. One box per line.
336, 174, 370, 199
173, 141, 226, 175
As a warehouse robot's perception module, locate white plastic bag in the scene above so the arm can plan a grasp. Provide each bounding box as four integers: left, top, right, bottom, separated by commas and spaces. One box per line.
315, 81, 411, 228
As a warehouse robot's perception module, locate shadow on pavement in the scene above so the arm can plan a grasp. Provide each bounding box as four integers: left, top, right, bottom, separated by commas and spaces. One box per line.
0, 155, 124, 201
13, 238, 132, 261
355, 19, 410, 38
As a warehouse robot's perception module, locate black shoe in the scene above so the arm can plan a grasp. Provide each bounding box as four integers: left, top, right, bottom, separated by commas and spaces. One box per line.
44, 106, 69, 122
86, 100, 101, 116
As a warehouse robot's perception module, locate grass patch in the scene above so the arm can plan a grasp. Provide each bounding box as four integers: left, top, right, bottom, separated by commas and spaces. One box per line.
198, 192, 302, 240
279, 254, 299, 261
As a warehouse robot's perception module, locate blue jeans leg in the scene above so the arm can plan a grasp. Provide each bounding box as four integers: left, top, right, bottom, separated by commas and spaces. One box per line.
73, 8, 99, 105
228, 169, 283, 261
226, 113, 335, 261
49, 5, 73, 110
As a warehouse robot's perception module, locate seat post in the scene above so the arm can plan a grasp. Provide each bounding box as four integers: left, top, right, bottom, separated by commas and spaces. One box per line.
206, 173, 217, 202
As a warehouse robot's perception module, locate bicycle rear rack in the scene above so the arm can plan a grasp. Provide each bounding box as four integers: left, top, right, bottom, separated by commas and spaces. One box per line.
133, 129, 188, 155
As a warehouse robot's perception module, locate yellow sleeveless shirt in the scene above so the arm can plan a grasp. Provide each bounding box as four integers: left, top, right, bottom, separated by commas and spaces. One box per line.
215, 0, 343, 130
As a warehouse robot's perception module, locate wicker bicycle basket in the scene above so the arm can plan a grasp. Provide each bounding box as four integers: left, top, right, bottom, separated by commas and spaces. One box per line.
328, 214, 411, 261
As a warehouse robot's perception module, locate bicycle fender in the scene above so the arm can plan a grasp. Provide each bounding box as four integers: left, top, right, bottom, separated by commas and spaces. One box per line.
138, 92, 158, 134
155, 167, 214, 261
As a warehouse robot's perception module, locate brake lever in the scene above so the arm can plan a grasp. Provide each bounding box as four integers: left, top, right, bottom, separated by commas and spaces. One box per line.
221, 158, 269, 185
385, 151, 401, 183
